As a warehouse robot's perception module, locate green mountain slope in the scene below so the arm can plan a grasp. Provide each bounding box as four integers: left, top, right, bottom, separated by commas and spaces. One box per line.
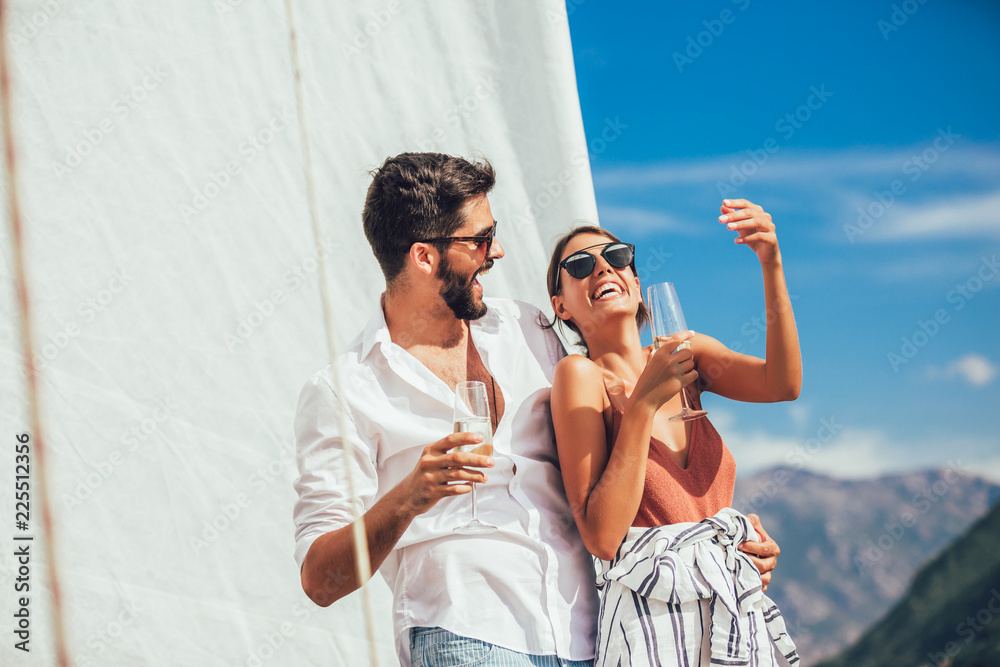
733, 466, 999, 664
817, 499, 1000, 667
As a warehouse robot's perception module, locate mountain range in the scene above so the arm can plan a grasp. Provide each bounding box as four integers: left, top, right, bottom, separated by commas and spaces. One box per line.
732, 465, 1000, 665
816, 497, 1000, 667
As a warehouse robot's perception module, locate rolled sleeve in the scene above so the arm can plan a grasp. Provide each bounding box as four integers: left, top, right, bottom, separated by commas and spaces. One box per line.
292, 371, 378, 570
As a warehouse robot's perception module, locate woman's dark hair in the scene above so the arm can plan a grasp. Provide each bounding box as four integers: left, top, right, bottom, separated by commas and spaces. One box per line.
362, 152, 496, 284
540, 225, 649, 351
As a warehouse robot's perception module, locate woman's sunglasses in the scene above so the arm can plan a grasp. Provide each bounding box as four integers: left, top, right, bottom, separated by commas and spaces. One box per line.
556, 242, 635, 290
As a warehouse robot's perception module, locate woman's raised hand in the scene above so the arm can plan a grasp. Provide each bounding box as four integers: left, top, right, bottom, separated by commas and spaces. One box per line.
719, 199, 780, 265
632, 331, 698, 411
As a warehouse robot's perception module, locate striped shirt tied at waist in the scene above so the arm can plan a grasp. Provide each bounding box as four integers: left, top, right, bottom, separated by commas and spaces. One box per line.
596, 508, 799, 667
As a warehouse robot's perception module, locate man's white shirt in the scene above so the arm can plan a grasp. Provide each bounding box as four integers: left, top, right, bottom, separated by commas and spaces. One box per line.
292, 297, 599, 666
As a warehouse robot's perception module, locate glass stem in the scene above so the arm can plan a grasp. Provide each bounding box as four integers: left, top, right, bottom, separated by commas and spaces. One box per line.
679, 386, 691, 412
470, 482, 479, 521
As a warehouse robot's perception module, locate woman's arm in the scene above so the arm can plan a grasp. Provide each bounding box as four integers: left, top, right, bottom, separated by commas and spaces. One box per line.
551, 338, 696, 560
694, 199, 802, 403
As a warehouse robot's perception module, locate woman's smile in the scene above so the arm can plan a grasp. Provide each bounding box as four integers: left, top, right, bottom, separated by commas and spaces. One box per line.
591, 280, 627, 301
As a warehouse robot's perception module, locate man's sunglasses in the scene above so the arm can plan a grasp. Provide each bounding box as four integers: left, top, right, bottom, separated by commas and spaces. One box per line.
557, 242, 635, 291
419, 221, 498, 255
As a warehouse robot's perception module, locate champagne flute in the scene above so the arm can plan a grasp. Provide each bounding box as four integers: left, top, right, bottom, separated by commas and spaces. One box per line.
452, 381, 497, 534
646, 282, 708, 422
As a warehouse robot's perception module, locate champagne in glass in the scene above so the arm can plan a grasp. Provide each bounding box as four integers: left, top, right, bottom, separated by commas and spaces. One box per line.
452, 381, 497, 534
646, 282, 708, 422
453, 417, 493, 457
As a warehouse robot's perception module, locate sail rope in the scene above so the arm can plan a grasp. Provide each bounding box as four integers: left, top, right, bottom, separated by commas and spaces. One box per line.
281, 2, 380, 665
0, 1, 70, 665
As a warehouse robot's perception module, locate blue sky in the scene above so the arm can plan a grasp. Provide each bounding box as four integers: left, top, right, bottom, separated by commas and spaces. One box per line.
567, 1, 1000, 480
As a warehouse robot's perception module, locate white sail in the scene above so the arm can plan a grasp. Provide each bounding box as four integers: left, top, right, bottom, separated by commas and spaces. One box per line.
0, 0, 598, 664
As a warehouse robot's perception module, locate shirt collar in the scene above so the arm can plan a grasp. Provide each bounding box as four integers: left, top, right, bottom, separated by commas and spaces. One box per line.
359, 293, 391, 361
360, 294, 503, 362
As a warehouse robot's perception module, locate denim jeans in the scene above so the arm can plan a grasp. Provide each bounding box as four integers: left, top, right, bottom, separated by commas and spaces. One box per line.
410, 627, 594, 667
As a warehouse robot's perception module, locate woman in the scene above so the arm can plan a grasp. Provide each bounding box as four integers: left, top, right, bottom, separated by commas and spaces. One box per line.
546, 199, 801, 666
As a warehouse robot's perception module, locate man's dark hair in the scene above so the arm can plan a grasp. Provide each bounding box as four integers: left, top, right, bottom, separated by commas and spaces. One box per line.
362, 152, 496, 284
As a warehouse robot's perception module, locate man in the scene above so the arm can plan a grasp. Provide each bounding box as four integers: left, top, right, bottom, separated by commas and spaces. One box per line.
292, 152, 778, 666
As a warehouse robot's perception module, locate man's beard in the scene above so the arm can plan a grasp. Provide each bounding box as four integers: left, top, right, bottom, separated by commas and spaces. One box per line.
438, 256, 492, 320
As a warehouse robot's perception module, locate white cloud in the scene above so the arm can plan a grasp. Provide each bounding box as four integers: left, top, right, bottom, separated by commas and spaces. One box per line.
786, 402, 810, 429
972, 458, 1000, 485
728, 426, 909, 480
592, 144, 1000, 191
865, 252, 998, 283
803, 428, 931, 479
723, 414, 996, 482
597, 205, 693, 234
933, 354, 998, 387
593, 149, 905, 189
591, 143, 1000, 245
859, 191, 1000, 242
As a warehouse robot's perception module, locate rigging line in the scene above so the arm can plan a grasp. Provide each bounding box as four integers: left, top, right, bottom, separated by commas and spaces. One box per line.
0, 1, 70, 666
281, 2, 379, 666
